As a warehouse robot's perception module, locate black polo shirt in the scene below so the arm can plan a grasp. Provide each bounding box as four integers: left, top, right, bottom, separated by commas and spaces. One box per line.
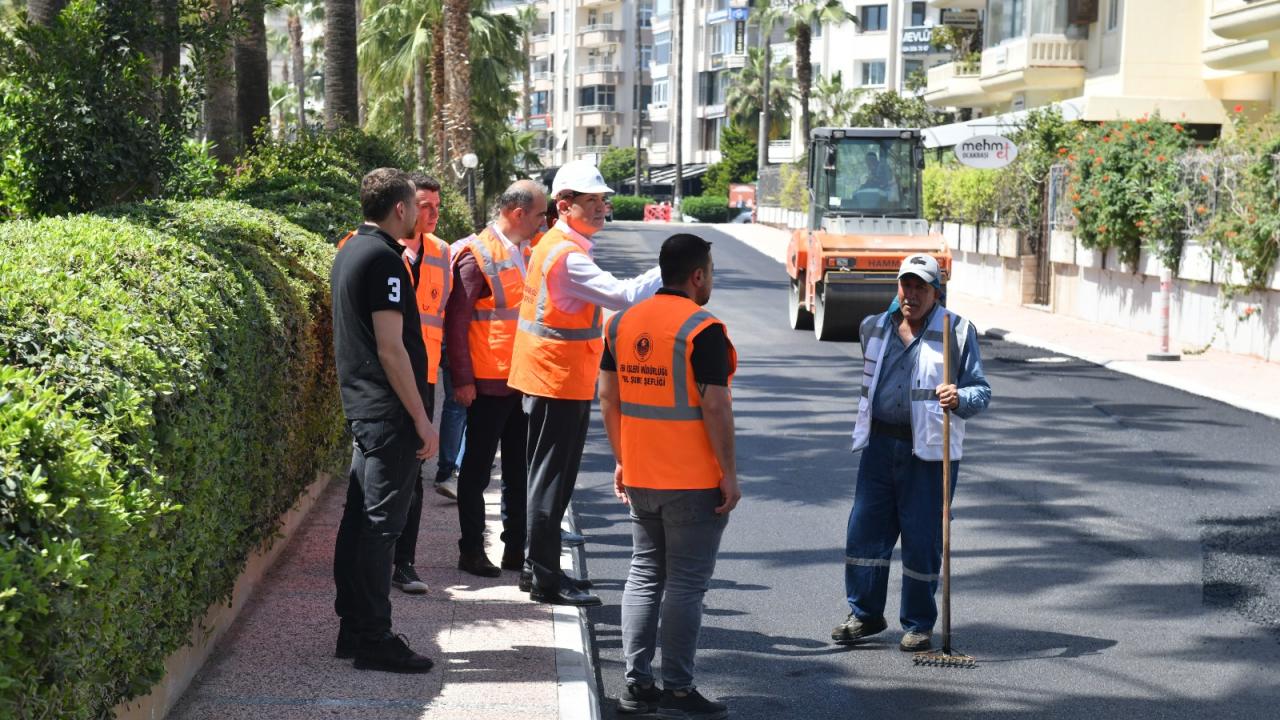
331, 223, 431, 420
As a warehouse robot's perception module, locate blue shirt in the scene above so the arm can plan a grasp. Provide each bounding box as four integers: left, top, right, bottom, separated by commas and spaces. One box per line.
871, 306, 991, 425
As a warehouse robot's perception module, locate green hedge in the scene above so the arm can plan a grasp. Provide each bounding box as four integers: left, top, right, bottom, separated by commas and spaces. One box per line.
922, 163, 998, 225
610, 195, 656, 221
0, 200, 344, 717
681, 195, 730, 223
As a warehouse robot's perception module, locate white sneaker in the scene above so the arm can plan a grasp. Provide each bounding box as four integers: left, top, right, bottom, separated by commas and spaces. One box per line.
434, 476, 458, 500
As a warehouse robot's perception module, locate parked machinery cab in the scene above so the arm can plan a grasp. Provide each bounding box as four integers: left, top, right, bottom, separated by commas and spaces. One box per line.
785, 128, 952, 341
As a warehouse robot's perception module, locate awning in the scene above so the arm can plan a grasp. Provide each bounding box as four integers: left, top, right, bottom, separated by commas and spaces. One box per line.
646, 163, 710, 185
922, 95, 1230, 148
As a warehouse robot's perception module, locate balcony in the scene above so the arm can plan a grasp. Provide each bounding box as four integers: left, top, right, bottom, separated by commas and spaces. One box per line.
578, 0, 616, 7
697, 103, 726, 119
579, 24, 624, 47
531, 71, 555, 92
923, 59, 998, 107
576, 61, 623, 85
517, 114, 551, 131
574, 144, 614, 157
530, 34, 552, 55
926, 0, 984, 8
575, 106, 620, 127
768, 140, 797, 163
1210, 0, 1280, 40
979, 34, 1086, 96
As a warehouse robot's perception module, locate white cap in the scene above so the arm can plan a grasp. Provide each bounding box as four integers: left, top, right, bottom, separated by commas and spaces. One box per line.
551, 160, 614, 197
897, 254, 941, 287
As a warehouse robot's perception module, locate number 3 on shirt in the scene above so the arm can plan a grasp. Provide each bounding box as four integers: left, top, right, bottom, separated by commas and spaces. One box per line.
387, 277, 401, 303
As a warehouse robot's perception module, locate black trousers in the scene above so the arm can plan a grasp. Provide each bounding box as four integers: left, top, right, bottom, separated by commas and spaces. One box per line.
333, 414, 421, 640
456, 393, 528, 555
523, 395, 591, 592
393, 389, 434, 569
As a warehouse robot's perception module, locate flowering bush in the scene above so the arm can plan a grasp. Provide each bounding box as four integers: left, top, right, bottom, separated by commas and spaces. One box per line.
1065, 116, 1191, 269
1201, 111, 1280, 291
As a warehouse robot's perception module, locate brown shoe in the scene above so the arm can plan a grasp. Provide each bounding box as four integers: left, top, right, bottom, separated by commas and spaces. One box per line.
458, 550, 502, 578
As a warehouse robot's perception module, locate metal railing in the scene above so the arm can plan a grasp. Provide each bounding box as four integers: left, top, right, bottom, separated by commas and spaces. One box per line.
577, 62, 622, 74
578, 104, 617, 113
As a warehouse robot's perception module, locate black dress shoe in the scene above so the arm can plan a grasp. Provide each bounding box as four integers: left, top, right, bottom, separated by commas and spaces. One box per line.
501, 548, 524, 572
520, 570, 591, 592
458, 550, 502, 578
352, 633, 434, 674
530, 584, 602, 607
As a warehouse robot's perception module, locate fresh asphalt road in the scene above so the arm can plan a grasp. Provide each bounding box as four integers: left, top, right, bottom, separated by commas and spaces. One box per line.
574, 221, 1280, 719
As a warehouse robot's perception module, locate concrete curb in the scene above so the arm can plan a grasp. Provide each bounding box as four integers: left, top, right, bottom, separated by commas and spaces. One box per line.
984, 327, 1280, 422
113, 472, 334, 720
555, 507, 603, 720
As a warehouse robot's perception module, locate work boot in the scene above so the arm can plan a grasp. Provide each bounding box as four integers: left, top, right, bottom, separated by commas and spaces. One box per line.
656, 687, 728, 719
458, 550, 502, 578
352, 633, 434, 674
618, 681, 662, 714
501, 547, 524, 572
899, 630, 932, 652
830, 613, 887, 645
391, 564, 429, 594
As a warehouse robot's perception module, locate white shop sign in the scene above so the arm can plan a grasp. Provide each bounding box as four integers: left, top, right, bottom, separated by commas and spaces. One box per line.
955, 134, 1018, 169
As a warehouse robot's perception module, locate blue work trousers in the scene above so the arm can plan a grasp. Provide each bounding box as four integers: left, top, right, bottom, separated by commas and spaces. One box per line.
844, 432, 958, 633
435, 345, 467, 480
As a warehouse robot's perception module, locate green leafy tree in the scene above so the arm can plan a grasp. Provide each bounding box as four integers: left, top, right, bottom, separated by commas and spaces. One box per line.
812, 70, 861, 128
848, 89, 939, 128
726, 46, 794, 140
703, 122, 757, 196
599, 147, 637, 186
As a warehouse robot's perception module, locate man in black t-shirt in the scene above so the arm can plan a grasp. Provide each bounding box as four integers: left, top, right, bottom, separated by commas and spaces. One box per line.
330, 168, 439, 674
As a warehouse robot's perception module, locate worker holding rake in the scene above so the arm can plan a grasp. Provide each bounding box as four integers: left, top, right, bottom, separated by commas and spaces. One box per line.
832, 254, 991, 661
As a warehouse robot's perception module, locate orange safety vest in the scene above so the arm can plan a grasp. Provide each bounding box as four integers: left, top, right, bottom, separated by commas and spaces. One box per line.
605, 294, 737, 490
411, 233, 451, 384
463, 227, 525, 380
508, 228, 603, 400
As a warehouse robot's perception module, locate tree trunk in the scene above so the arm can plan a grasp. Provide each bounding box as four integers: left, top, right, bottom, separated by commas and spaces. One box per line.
205, 0, 238, 164
431, 19, 448, 174
27, 0, 66, 26
757, 36, 770, 173
403, 80, 415, 146
522, 29, 532, 132
415, 58, 430, 167
288, 11, 307, 131
795, 23, 812, 149
158, 0, 181, 119
673, 0, 683, 209
443, 0, 473, 165
356, 0, 366, 128
324, 0, 360, 129
235, 0, 271, 148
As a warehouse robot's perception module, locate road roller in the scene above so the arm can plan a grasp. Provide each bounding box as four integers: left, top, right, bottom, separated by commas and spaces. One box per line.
785, 127, 951, 341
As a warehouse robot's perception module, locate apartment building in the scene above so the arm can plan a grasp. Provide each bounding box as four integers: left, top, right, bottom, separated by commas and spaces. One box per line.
922, 0, 1280, 138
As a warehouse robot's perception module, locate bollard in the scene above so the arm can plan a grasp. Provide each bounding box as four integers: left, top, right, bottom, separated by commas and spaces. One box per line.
1147, 266, 1181, 361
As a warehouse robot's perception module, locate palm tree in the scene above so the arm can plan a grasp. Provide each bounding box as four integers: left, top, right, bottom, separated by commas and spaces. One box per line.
234, 0, 271, 148
812, 70, 860, 128
673, 0, 684, 209
790, 0, 856, 146
281, 1, 319, 132
325, 0, 359, 128
26, 0, 64, 26
205, 0, 238, 164
750, 1, 786, 170
726, 47, 793, 141
442, 0, 472, 170
360, 0, 435, 160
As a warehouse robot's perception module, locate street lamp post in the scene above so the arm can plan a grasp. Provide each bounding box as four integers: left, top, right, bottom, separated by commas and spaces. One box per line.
461, 152, 479, 227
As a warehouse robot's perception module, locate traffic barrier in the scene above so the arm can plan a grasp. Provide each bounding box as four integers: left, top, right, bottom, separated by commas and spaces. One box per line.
643, 203, 672, 222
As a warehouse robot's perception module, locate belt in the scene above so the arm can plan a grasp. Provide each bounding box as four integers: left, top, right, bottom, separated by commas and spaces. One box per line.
871, 419, 912, 442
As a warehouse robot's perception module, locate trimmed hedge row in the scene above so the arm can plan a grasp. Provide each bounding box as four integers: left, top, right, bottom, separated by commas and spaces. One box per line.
0, 200, 345, 717
681, 195, 731, 223
610, 195, 656, 221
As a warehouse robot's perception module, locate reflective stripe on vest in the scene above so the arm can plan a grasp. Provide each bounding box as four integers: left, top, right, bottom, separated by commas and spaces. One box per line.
609, 305, 713, 422
522, 241, 603, 340
408, 234, 451, 384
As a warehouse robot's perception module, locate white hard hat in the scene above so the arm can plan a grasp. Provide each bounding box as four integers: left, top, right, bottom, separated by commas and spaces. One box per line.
897, 254, 941, 287
551, 160, 614, 197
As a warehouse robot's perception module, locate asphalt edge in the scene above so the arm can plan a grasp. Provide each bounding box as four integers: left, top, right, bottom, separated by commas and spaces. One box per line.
984, 327, 1280, 422
555, 506, 603, 720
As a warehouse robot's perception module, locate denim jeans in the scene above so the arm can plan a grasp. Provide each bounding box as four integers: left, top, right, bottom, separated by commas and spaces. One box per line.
436, 345, 467, 480
844, 431, 959, 633
621, 487, 727, 691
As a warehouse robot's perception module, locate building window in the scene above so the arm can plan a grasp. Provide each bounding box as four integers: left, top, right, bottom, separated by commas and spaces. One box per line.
910, 1, 927, 27
634, 84, 653, 109
640, 1, 654, 28
860, 60, 886, 86
710, 23, 733, 55
640, 44, 653, 67
859, 4, 888, 32
654, 31, 671, 65
812, 19, 822, 38
1107, 0, 1122, 31
699, 71, 727, 106
531, 91, 550, 115
655, 0, 671, 20
652, 78, 670, 106
578, 85, 616, 110
548, 12, 555, 35
702, 118, 723, 151
902, 59, 923, 89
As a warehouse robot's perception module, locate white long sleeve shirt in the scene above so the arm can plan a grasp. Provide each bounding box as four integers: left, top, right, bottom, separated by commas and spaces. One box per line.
547, 221, 663, 313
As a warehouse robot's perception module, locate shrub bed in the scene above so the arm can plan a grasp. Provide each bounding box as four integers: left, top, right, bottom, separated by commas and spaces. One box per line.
681, 195, 730, 223
609, 195, 656, 221
0, 201, 344, 717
